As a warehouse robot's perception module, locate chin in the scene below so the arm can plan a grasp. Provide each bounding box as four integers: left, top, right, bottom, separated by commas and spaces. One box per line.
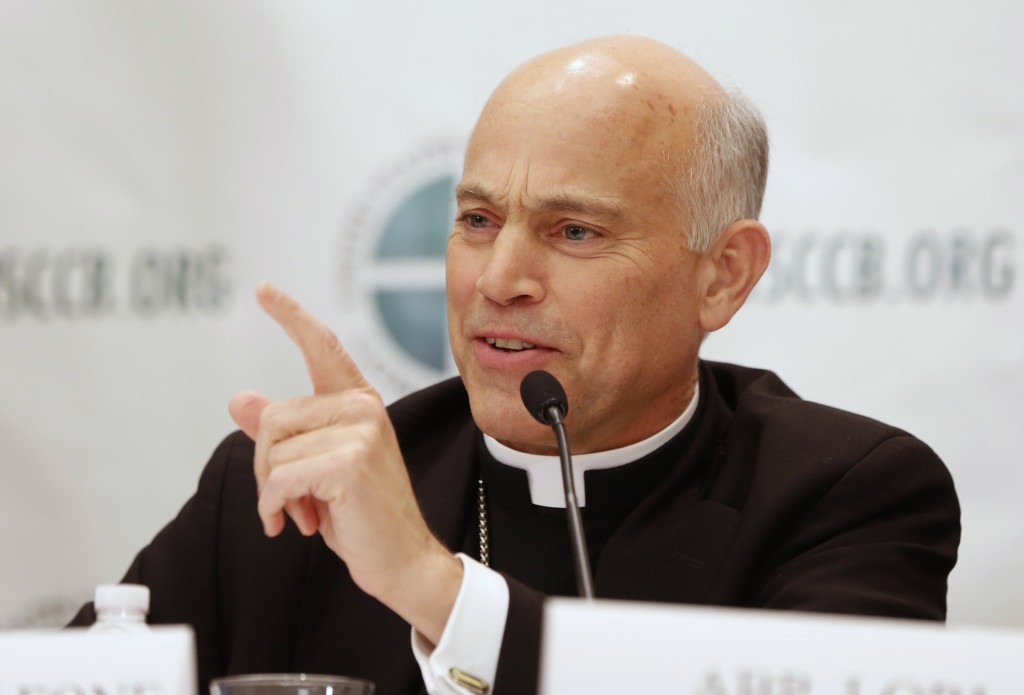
467, 394, 552, 451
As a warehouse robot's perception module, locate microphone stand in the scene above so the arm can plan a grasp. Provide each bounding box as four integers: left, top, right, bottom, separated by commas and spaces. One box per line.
545, 405, 595, 601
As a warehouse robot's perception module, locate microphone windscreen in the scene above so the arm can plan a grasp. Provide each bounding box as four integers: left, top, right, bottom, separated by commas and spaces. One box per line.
520, 370, 569, 424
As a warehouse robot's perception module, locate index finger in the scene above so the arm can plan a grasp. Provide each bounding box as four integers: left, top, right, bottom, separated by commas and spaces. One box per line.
256, 281, 371, 395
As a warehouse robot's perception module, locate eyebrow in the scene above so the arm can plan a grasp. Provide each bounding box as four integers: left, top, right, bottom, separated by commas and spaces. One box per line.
455, 183, 623, 220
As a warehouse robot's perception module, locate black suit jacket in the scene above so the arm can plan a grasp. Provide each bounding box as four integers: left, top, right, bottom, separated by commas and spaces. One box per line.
71, 361, 960, 695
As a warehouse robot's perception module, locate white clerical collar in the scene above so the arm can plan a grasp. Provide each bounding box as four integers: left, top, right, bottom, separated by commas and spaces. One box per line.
483, 382, 700, 508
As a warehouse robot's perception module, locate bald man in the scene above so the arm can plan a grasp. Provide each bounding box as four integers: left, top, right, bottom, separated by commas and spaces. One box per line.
72, 36, 959, 695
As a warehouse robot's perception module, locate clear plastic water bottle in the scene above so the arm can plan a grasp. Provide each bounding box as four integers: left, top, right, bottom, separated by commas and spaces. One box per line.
89, 583, 150, 633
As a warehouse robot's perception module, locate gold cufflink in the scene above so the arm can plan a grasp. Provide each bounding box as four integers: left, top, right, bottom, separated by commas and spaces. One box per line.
449, 667, 490, 694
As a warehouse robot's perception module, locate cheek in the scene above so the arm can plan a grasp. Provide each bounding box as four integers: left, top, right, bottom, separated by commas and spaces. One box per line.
561, 282, 645, 368
595, 266, 699, 351
445, 245, 478, 312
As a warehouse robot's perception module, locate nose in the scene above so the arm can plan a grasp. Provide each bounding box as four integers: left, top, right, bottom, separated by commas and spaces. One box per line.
475, 225, 546, 306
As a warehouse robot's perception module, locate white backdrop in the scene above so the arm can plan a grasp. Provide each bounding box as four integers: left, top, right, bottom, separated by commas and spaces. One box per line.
1, 0, 1020, 630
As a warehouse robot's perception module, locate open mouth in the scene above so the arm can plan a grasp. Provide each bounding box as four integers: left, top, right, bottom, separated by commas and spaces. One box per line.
484, 337, 537, 352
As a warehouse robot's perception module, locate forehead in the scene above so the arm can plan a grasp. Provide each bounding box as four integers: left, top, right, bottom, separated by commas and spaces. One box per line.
460, 53, 700, 218
461, 101, 680, 219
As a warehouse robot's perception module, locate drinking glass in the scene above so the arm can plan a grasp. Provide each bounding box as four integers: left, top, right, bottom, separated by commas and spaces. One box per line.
210, 673, 375, 695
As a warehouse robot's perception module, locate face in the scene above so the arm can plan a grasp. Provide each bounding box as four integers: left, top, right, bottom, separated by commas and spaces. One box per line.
446, 61, 710, 454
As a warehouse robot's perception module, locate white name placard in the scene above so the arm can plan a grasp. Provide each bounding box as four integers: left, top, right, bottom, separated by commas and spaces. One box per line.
541, 599, 1024, 694
0, 626, 196, 695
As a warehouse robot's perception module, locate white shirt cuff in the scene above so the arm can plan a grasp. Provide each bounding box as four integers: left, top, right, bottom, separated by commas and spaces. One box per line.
411, 553, 510, 694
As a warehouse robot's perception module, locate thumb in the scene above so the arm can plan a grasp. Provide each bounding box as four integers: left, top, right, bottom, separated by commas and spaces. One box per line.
229, 390, 272, 441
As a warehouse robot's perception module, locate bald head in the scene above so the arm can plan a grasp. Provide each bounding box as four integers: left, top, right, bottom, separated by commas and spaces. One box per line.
495, 36, 720, 123
467, 36, 767, 251
493, 35, 723, 118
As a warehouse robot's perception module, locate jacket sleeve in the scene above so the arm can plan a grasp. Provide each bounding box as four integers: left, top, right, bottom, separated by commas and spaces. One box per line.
750, 433, 960, 620
493, 575, 547, 695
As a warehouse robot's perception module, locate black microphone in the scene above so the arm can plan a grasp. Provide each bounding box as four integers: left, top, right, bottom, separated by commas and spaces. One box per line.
520, 370, 595, 600
520, 369, 568, 424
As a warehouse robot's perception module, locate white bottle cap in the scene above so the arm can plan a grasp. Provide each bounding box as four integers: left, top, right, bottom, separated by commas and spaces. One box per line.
94, 584, 150, 614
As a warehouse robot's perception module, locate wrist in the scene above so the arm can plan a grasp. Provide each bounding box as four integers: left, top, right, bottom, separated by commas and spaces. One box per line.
388, 542, 464, 645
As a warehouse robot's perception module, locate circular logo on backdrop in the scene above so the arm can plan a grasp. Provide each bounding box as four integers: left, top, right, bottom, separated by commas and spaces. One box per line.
337, 141, 464, 398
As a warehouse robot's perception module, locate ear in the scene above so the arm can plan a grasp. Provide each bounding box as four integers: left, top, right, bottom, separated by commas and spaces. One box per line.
697, 219, 771, 333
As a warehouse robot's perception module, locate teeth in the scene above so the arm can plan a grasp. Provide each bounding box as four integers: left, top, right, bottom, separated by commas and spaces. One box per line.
485, 337, 537, 351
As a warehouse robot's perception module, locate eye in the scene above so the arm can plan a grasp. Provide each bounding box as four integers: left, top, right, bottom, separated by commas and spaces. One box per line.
562, 224, 598, 242
459, 212, 494, 229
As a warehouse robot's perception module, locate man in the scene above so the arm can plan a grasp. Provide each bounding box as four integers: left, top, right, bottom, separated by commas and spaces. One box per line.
72, 36, 959, 695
